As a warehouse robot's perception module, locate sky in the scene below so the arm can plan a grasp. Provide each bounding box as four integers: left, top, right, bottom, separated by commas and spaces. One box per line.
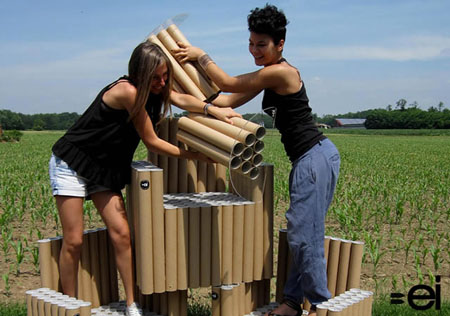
1, 0, 449, 117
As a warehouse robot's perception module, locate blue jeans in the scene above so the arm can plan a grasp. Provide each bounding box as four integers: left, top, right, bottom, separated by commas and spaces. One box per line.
284, 138, 340, 306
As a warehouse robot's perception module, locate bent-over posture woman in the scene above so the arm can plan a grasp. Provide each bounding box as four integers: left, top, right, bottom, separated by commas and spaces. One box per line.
49, 41, 241, 316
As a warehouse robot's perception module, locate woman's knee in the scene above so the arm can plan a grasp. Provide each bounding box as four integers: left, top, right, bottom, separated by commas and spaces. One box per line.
62, 234, 83, 254
109, 225, 131, 249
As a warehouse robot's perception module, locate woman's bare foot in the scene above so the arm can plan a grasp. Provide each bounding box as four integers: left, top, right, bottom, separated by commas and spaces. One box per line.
264, 302, 298, 316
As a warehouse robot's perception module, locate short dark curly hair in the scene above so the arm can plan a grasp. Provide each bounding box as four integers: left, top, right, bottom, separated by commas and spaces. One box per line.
247, 4, 289, 45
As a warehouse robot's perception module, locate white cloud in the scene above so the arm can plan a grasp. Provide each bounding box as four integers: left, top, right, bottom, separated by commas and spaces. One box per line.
294, 35, 450, 61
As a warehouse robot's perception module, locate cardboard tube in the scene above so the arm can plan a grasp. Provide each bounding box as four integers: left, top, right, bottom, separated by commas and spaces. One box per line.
79, 301, 91, 316
212, 286, 221, 316
43, 298, 52, 316
157, 29, 216, 98
98, 228, 111, 304
168, 290, 180, 316
107, 232, 119, 302
177, 130, 242, 169
65, 305, 81, 316
207, 163, 217, 192
177, 207, 189, 290
80, 232, 92, 303
232, 284, 239, 316
197, 161, 207, 192
251, 281, 259, 310
216, 164, 227, 192
37, 295, 45, 316
50, 237, 62, 291
263, 164, 274, 279
200, 206, 212, 287
178, 117, 245, 156
243, 202, 255, 283
327, 237, 342, 298
148, 35, 205, 100
245, 282, 252, 314
189, 206, 200, 288
178, 155, 188, 193
57, 304, 66, 316
25, 290, 34, 316
166, 24, 221, 95
249, 167, 260, 180
241, 146, 254, 161
238, 283, 246, 316
159, 118, 169, 194
222, 204, 233, 284
151, 169, 166, 293
230, 117, 266, 140
38, 239, 53, 288
252, 153, 263, 167
165, 208, 178, 291
276, 229, 288, 303
180, 290, 188, 316
88, 230, 101, 307
253, 140, 265, 154
168, 117, 179, 193
186, 158, 198, 193
347, 241, 364, 290
324, 236, 331, 267
232, 203, 244, 283
239, 160, 252, 175
211, 205, 223, 286
137, 166, 153, 294
189, 114, 256, 146
160, 292, 168, 316
220, 286, 233, 316
253, 201, 264, 281
336, 240, 352, 296
316, 304, 328, 316
327, 306, 343, 316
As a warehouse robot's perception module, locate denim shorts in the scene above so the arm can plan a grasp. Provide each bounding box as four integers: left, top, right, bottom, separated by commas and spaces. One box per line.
49, 154, 109, 197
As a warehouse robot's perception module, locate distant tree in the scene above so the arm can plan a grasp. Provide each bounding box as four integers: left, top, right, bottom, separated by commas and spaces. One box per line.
395, 99, 407, 111
438, 101, 444, 112
409, 101, 419, 109
386, 104, 393, 111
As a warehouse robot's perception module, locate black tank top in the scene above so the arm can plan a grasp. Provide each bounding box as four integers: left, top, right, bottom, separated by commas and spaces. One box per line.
52, 76, 162, 191
262, 61, 325, 162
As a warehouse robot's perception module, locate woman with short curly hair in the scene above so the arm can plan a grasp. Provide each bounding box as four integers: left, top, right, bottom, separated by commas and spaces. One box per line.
175, 4, 340, 316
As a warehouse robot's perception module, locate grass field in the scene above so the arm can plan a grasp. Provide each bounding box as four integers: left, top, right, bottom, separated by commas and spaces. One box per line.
0, 130, 449, 315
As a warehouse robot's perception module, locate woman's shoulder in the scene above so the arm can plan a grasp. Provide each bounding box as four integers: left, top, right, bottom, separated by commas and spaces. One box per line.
103, 80, 137, 110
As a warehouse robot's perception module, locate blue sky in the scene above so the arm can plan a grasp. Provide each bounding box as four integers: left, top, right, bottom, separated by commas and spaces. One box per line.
1, 0, 449, 116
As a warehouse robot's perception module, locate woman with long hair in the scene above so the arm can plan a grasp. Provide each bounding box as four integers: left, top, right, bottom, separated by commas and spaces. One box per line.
49, 41, 240, 316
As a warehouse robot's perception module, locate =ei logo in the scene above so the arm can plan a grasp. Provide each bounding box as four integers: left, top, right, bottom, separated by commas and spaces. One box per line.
390, 275, 441, 310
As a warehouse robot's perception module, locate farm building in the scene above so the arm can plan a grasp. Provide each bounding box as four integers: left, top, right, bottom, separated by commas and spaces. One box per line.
334, 118, 366, 128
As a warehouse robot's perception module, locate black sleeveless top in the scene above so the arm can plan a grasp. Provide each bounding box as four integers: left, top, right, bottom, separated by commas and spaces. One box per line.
262, 61, 325, 162
52, 76, 162, 192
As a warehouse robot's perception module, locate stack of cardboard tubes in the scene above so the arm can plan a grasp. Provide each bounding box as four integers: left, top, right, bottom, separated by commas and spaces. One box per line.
29, 23, 368, 316
148, 24, 220, 102
26, 288, 92, 316
276, 230, 368, 315
37, 228, 119, 309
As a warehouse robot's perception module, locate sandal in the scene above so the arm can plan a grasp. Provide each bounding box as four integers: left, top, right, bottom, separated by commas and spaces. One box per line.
268, 299, 302, 316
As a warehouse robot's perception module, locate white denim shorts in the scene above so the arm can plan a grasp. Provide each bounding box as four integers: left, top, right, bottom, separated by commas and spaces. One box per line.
49, 154, 109, 197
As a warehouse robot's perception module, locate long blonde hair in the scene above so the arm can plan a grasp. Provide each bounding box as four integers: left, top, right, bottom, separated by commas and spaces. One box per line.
128, 41, 173, 124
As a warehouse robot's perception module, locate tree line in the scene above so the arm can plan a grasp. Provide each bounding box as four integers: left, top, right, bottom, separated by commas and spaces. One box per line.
1, 99, 449, 131
0, 110, 80, 130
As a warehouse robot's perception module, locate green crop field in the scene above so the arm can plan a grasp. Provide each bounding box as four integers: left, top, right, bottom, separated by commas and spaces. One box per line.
0, 130, 449, 314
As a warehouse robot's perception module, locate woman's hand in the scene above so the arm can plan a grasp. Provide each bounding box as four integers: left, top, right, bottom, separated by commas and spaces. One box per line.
172, 42, 205, 63
208, 105, 242, 124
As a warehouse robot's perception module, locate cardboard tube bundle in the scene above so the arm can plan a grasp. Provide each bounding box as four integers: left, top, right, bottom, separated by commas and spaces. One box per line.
151, 117, 229, 194
37, 229, 118, 308
185, 114, 265, 179
166, 23, 221, 98
275, 235, 365, 305
132, 290, 188, 316
314, 289, 373, 316
148, 34, 205, 100
25, 288, 92, 316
